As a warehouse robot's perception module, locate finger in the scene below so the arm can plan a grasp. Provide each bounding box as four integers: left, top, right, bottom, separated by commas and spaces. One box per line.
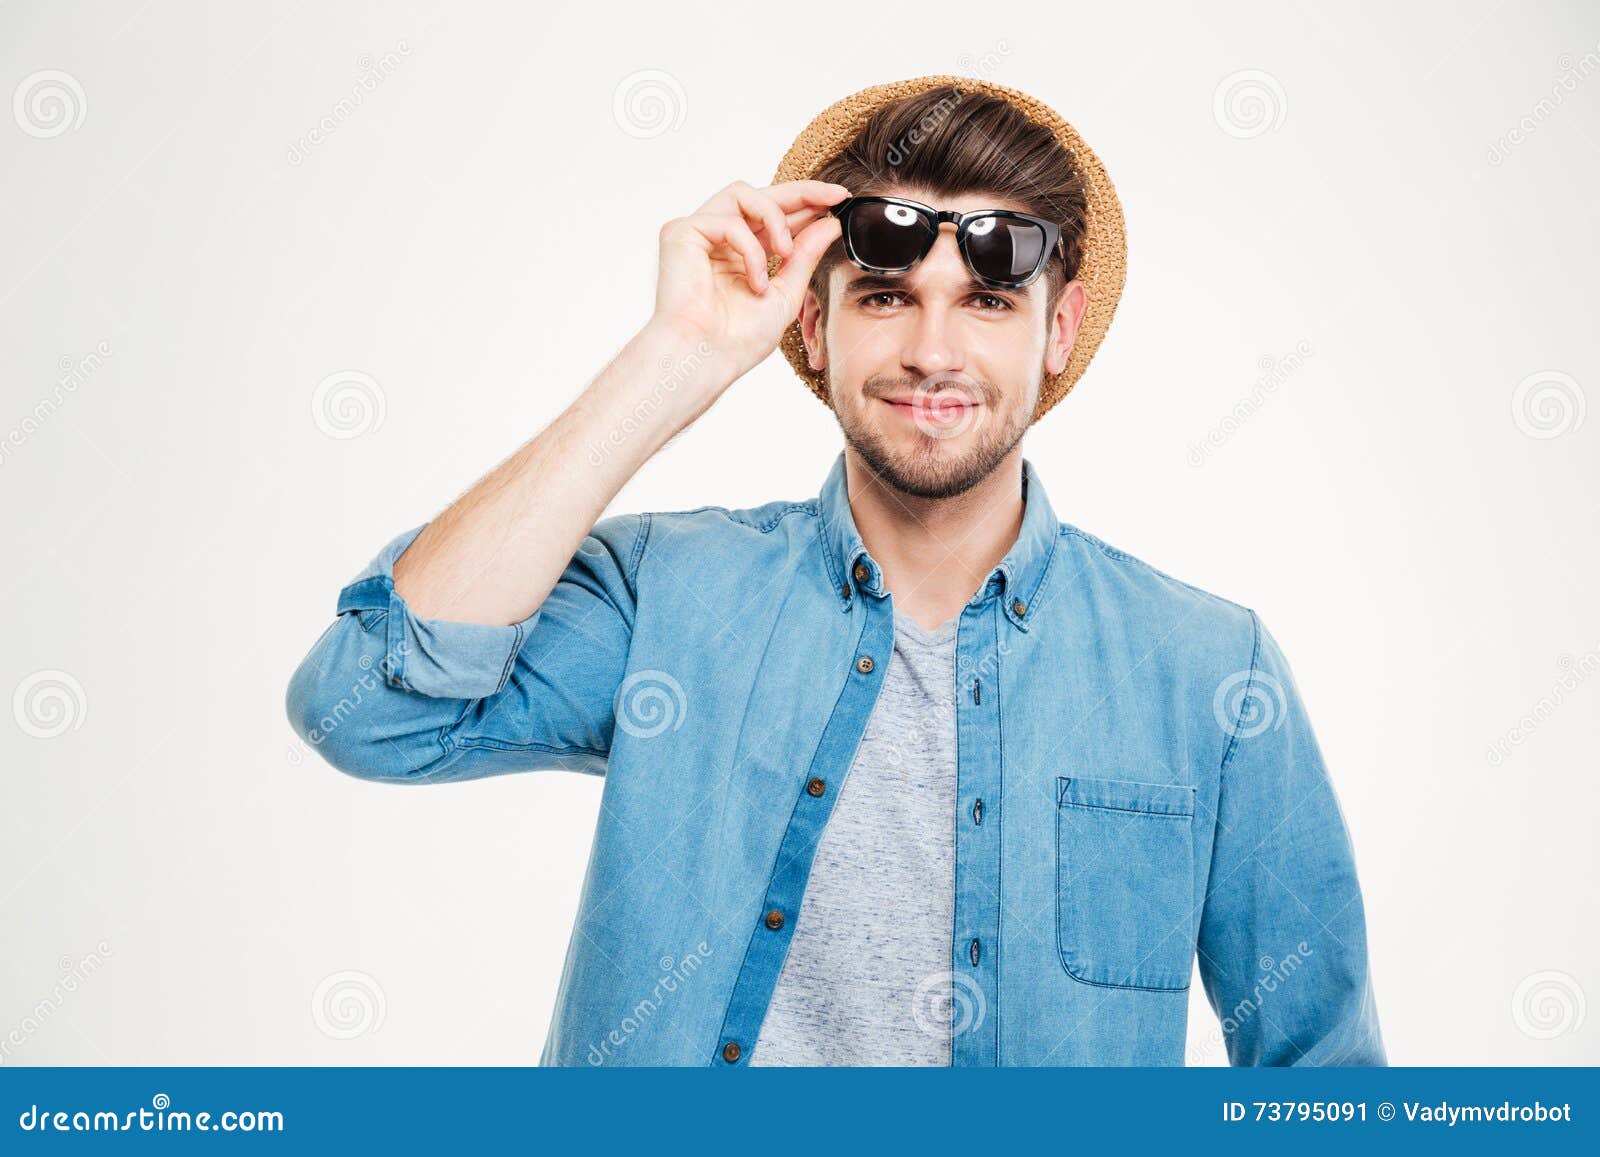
779, 204, 833, 234
762, 180, 852, 212
689, 213, 770, 293
695, 179, 846, 215
767, 214, 842, 314
728, 183, 794, 258
750, 204, 830, 257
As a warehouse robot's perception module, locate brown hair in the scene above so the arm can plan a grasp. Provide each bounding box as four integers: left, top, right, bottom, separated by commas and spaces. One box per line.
807, 86, 1088, 321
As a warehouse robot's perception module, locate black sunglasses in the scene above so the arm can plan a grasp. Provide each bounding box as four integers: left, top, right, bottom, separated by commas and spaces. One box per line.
829, 195, 1065, 290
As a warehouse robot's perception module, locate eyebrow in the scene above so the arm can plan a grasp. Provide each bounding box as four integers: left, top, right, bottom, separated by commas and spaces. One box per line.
842, 272, 1025, 298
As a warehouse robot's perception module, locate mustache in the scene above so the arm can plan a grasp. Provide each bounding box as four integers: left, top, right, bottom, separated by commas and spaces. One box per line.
864, 375, 995, 405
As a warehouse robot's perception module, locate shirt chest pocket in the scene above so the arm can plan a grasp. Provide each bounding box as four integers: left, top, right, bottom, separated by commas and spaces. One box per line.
1055, 775, 1197, 991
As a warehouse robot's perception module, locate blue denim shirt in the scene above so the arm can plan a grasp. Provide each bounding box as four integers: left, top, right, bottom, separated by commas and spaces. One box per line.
286, 450, 1385, 1067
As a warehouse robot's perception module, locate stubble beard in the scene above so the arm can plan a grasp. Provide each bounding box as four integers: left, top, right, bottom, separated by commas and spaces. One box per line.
831, 373, 1038, 500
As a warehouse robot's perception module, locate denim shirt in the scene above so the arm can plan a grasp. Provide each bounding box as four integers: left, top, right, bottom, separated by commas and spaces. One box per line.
286, 451, 1385, 1067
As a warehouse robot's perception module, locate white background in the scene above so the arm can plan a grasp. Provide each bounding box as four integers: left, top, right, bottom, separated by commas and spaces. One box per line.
2, 0, 1595, 1065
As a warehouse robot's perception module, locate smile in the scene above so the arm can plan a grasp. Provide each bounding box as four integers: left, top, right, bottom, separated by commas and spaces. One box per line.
882, 397, 982, 424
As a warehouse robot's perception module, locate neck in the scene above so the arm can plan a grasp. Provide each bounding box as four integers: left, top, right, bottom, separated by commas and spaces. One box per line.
842, 446, 1027, 633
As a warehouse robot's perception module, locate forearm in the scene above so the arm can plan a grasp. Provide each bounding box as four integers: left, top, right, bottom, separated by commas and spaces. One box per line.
392, 318, 729, 625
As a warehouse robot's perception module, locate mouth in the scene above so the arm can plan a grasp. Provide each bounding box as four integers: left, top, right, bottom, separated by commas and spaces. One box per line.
881, 395, 982, 426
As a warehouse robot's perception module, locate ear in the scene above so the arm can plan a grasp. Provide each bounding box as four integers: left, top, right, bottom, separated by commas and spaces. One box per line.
1043, 279, 1088, 376
800, 287, 828, 372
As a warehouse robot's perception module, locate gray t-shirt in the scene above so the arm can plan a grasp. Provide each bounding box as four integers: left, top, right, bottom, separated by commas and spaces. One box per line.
750, 610, 959, 1066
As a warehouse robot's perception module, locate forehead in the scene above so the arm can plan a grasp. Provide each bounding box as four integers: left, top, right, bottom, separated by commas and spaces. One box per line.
863, 182, 1038, 217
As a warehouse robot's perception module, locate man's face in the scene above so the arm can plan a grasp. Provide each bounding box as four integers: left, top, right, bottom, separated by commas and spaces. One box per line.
799, 185, 1085, 500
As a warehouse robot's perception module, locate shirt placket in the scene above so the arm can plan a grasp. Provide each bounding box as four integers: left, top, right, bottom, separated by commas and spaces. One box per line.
710, 564, 895, 1066
952, 585, 1004, 1066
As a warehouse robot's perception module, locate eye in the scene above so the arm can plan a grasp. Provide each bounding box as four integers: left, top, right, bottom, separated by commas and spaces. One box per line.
884, 204, 919, 227
860, 291, 905, 308
972, 293, 1012, 311
966, 215, 997, 236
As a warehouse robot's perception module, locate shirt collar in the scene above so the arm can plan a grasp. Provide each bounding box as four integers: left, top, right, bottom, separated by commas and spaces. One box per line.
814, 449, 1060, 631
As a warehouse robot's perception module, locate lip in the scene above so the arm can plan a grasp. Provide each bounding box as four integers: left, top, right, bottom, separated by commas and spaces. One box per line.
881, 395, 982, 422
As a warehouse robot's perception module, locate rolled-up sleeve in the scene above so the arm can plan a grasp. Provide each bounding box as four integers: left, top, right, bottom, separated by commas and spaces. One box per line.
1196, 611, 1387, 1065
285, 513, 646, 784
333, 524, 537, 701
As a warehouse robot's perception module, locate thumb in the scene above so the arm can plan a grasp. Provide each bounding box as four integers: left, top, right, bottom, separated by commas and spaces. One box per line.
766, 214, 841, 320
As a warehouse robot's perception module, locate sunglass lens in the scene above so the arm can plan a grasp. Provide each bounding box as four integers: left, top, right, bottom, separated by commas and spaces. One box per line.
847, 202, 934, 270
963, 216, 1047, 285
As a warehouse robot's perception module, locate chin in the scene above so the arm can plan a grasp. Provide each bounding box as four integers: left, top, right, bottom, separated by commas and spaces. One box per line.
849, 428, 1014, 500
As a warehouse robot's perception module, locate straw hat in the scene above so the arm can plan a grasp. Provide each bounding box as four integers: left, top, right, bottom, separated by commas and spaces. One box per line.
769, 74, 1127, 424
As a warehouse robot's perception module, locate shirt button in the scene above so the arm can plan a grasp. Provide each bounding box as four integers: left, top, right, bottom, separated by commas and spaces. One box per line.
721, 1040, 741, 1063
969, 938, 981, 966
764, 909, 785, 930
853, 562, 869, 582
839, 584, 851, 598
806, 776, 827, 797
1012, 599, 1027, 616
856, 655, 875, 674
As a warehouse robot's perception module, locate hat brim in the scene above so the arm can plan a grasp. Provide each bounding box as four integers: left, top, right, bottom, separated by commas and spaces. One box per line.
769, 74, 1127, 424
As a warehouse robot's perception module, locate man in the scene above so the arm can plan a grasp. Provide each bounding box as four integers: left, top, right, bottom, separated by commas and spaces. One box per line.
286, 76, 1385, 1067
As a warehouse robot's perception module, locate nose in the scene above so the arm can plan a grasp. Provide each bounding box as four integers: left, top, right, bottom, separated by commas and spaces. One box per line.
899, 231, 968, 380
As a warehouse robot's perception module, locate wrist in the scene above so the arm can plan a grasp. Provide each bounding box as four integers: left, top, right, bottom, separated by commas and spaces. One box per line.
631, 316, 738, 405
576, 321, 735, 460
